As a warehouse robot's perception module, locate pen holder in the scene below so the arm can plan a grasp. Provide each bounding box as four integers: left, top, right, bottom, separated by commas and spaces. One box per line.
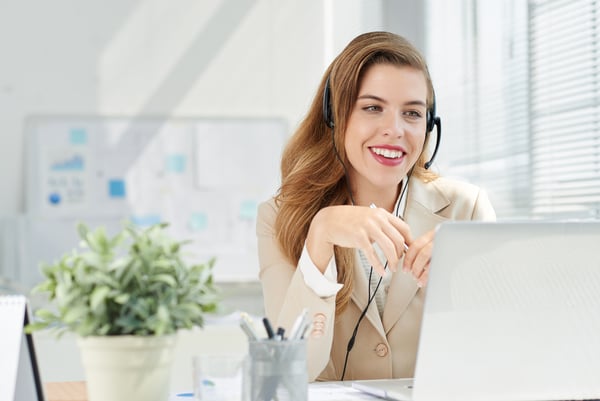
248, 339, 308, 401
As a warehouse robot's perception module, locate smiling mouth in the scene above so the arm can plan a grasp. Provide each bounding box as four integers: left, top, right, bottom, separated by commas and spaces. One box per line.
370, 147, 405, 159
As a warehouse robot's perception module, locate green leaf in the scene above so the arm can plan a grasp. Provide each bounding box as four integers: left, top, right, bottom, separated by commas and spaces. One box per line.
24, 321, 50, 333
76, 223, 89, 242
114, 293, 130, 304
151, 274, 177, 287
35, 308, 59, 321
90, 286, 111, 312
62, 305, 87, 325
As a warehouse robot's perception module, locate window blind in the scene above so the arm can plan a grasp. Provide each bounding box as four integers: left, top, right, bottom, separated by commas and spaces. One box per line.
426, 0, 600, 220
529, 0, 600, 219
426, 0, 531, 218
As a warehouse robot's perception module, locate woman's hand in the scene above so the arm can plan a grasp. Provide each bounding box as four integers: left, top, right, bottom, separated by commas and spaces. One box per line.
403, 228, 435, 287
306, 205, 412, 277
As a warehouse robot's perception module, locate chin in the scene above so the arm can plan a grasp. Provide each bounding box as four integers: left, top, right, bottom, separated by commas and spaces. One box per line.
370, 177, 403, 189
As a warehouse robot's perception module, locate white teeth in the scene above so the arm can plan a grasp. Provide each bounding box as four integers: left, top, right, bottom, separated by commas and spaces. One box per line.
371, 147, 403, 159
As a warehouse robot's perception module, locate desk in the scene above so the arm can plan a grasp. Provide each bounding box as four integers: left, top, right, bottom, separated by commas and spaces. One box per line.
44, 382, 87, 401
45, 381, 375, 401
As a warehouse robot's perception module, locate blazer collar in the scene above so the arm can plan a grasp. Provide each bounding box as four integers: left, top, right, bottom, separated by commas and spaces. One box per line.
382, 178, 449, 332
350, 178, 450, 334
350, 251, 387, 339
407, 177, 451, 217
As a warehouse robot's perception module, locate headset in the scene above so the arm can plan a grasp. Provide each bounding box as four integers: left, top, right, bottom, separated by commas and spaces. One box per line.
322, 75, 442, 169
322, 74, 442, 380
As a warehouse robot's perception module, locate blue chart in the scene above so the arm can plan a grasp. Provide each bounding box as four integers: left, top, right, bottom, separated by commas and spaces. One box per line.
50, 154, 84, 171
43, 151, 88, 208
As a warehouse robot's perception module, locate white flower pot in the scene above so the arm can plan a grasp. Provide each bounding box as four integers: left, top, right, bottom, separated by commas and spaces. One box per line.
77, 335, 176, 401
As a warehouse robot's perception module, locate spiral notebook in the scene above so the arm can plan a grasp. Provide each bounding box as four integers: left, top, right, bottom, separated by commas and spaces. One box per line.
353, 221, 600, 401
0, 295, 45, 401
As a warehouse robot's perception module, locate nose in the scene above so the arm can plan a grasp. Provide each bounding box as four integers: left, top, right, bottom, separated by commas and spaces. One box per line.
383, 112, 404, 137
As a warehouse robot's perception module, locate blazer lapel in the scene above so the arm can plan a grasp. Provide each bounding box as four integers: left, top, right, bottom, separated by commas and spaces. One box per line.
350, 251, 387, 339
382, 178, 449, 332
404, 178, 450, 235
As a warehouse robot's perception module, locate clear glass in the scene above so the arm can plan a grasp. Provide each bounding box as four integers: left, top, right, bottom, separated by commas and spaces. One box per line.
192, 354, 247, 401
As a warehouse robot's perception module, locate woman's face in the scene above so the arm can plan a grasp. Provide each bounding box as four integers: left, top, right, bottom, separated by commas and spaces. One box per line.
344, 63, 428, 197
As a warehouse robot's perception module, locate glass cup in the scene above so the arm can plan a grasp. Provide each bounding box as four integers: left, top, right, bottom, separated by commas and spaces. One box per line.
192, 353, 247, 401
247, 339, 308, 401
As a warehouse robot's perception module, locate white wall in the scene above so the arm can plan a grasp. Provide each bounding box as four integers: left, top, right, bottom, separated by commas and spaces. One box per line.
0, 0, 428, 217
0, 0, 402, 217
0, 0, 428, 292
0, 0, 386, 294
0, 0, 428, 291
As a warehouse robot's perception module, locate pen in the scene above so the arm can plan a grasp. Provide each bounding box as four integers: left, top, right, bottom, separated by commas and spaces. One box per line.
262, 317, 275, 339
289, 308, 308, 340
239, 312, 259, 341
298, 319, 312, 339
276, 327, 285, 341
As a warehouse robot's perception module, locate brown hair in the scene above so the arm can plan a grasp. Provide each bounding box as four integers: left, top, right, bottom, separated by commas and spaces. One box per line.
274, 31, 438, 314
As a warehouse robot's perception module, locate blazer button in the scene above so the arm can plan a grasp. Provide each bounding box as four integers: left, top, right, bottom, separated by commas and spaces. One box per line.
313, 313, 326, 323
375, 343, 388, 357
310, 314, 326, 338
311, 328, 324, 338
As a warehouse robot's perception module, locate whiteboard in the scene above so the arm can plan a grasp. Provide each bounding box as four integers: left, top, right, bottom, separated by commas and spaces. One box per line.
24, 116, 287, 282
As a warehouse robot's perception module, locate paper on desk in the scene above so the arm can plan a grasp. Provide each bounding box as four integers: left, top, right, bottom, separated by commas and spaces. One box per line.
170, 383, 378, 401
309, 382, 376, 400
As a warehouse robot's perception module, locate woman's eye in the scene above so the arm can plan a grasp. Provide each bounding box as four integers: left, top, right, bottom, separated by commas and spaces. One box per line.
364, 105, 381, 112
405, 110, 423, 119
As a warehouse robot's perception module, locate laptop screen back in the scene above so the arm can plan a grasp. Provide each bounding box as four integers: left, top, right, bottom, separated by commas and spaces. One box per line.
413, 222, 600, 401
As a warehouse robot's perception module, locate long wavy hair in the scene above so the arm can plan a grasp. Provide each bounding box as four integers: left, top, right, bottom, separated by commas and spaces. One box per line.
275, 31, 438, 314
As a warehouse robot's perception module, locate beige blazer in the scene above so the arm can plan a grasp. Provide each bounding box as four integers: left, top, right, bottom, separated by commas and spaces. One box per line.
256, 176, 496, 382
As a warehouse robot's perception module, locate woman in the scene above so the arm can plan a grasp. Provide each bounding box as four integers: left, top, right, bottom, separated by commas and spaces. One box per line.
256, 31, 495, 382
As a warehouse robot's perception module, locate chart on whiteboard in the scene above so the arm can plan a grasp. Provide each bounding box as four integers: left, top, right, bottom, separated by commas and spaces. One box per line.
25, 116, 287, 281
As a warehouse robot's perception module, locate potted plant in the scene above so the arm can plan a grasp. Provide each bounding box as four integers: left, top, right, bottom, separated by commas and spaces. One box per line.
27, 222, 219, 401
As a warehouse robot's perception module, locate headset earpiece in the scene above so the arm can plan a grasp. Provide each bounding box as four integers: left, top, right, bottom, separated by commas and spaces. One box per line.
424, 92, 441, 169
426, 110, 434, 133
426, 92, 437, 133
322, 76, 335, 128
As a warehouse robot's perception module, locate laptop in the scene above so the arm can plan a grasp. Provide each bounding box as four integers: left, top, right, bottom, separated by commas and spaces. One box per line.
353, 221, 600, 401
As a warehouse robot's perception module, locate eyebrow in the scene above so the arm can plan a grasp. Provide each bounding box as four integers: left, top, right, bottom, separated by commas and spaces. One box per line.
357, 94, 427, 107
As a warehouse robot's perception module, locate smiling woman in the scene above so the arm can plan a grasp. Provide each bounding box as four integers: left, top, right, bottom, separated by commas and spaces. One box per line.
256, 31, 496, 382
344, 64, 429, 199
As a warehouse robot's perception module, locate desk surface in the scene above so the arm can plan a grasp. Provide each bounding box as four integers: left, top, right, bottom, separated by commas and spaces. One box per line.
45, 381, 374, 401
45, 382, 87, 401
